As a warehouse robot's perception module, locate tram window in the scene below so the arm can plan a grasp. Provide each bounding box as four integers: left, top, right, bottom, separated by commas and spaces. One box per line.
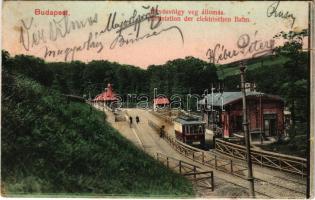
198, 125, 203, 134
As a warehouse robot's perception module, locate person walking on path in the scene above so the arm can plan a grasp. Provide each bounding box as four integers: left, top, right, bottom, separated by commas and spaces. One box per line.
160, 125, 165, 138
136, 116, 140, 124
129, 116, 133, 128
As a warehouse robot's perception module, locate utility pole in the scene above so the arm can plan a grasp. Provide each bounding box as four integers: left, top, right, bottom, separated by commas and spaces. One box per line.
239, 62, 255, 198
153, 88, 157, 112
211, 83, 215, 129
259, 92, 263, 145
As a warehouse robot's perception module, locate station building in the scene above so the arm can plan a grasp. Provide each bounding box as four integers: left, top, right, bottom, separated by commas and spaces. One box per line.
198, 91, 285, 140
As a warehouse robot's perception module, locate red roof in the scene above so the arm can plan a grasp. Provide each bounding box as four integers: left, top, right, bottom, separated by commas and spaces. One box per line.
153, 97, 170, 105
93, 83, 118, 102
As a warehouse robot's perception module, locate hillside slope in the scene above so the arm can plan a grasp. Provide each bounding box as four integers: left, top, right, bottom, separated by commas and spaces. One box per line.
216, 55, 289, 79
1, 70, 194, 197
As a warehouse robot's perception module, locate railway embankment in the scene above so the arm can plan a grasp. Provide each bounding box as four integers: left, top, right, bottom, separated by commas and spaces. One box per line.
1, 71, 195, 197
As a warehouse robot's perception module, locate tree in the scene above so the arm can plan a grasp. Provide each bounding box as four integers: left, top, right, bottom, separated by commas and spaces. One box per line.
273, 29, 309, 137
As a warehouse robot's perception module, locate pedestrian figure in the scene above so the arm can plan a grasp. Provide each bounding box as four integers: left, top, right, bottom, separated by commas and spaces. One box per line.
160, 125, 165, 138
129, 116, 133, 128
136, 116, 140, 124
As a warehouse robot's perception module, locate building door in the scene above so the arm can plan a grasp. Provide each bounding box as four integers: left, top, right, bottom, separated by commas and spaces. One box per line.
269, 119, 276, 136
264, 120, 270, 136
235, 115, 243, 132
264, 114, 277, 137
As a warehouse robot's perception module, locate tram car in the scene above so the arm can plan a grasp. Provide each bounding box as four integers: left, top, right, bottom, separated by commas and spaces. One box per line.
174, 115, 206, 146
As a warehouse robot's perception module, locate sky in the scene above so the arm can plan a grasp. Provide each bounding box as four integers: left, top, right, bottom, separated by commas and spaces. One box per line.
2, 1, 309, 68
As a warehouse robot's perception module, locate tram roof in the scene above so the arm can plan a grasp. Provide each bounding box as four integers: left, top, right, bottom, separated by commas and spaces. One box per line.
174, 115, 205, 125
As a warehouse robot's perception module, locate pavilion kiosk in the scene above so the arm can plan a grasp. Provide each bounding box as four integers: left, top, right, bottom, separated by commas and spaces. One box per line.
153, 97, 170, 111
93, 83, 118, 111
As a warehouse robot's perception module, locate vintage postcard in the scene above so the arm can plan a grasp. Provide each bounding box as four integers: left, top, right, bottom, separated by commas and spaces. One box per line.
1, 0, 314, 199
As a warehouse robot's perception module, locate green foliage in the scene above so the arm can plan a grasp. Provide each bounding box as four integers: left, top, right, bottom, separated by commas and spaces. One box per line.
1, 69, 194, 196
47, 56, 217, 103
147, 57, 218, 110
148, 56, 217, 96
5, 53, 54, 87
258, 134, 307, 158
273, 29, 308, 58
2, 51, 218, 111
46, 60, 149, 98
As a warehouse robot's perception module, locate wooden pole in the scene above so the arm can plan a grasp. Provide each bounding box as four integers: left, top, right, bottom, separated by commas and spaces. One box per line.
260, 93, 263, 144
179, 161, 182, 174
211, 171, 214, 191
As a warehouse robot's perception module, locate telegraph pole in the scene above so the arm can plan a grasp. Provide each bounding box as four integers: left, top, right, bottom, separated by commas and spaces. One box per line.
239, 62, 255, 197
211, 84, 215, 128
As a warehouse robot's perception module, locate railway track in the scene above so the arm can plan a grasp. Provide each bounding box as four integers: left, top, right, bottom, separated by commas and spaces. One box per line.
255, 177, 306, 195
147, 118, 307, 198
214, 176, 273, 198
210, 150, 307, 194
175, 151, 298, 198
273, 175, 307, 185
190, 150, 306, 198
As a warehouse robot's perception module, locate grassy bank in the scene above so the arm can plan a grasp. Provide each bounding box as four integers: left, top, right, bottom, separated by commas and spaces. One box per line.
1, 71, 195, 197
